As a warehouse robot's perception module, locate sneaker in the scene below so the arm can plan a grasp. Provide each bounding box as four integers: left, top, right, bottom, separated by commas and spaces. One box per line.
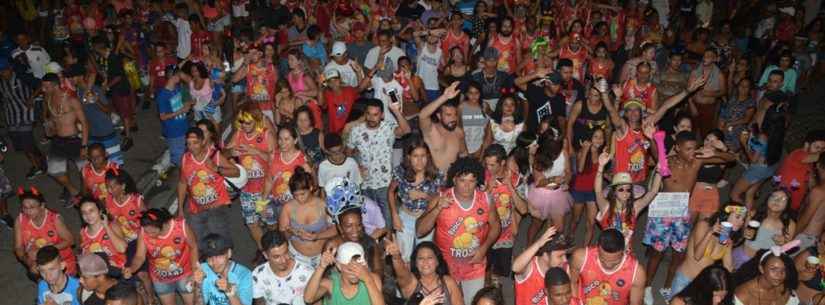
122, 137, 134, 152
659, 287, 672, 301
644, 287, 654, 305
716, 179, 729, 188
60, 189, 74, 208
26, 168, 45, 180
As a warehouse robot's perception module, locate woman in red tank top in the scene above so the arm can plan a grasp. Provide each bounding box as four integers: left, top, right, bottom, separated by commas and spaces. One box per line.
81, 144, 116, 202
571, 128, 607, 247
104, 168, 146, 242
78, 198, 127, 268
13, 188, 77, 275
594, 153, 662, 246
264, 127, 312, 204
124, 208, 199, 305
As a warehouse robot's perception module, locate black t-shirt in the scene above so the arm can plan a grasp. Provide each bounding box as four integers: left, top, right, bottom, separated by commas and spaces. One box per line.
525, 83, 567, 133
83, 292, 106, 305
470, 70, 514, 100
396, 3, 425, 21
263, 5, 292, 29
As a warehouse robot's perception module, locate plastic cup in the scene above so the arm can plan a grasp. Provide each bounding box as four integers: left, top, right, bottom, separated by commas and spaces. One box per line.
719, 222, 734, 244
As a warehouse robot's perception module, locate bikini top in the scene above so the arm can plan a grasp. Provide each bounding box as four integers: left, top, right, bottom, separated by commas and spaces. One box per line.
289, 209, 329, 241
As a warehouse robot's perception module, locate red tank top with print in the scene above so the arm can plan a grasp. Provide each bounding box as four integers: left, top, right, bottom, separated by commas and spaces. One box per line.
246, 63, 277, 110
491, 35, 519, 74
143, 219, 192, 283
559, 45, 588, 81
515, 258, 549, 305
19, 210, 77, 274
620, 79, 656, 109
269, 151, 307, 201
589, 59, 612, 81
441, 31, 469, 58
233, 129, 271, 194
614, 129, 648, 183
485, 170, 520, 249
82, 161, 115, 202
81, 226, 127, 268
181, 148, 231, 213
577, 247, 638, 305
434, 188, 490, 281
105, 194, 144, 242
598, 204, 637, 246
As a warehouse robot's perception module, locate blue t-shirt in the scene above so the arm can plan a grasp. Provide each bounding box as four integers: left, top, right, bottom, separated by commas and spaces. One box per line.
156, 86, 189, 138
37, 276, 81, 305
200, 261, 253, 305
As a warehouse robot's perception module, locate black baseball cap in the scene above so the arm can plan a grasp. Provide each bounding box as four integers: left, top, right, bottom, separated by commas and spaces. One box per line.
201, 234, 232, 258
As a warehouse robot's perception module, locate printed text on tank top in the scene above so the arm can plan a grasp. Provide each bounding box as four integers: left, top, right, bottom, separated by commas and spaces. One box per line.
82, 225, 125, 267
517, 259, 548, 305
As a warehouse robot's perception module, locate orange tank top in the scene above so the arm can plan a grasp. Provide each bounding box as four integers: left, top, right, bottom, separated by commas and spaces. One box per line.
82, 161, 115, 202
577, 247, 638, 305
486, 171, 520, 249
143, 219, 192, 283
491, 35, 519, 74
246, 63, 277, 110
81, 226, 127, 268
181, 148, 231, 213
269, 151, 307, 201
614, 129, 649, 183
559, 45, 588, 81
434, 188, 490, 281
105, 194, 144, 242
234, 129, 271, 194
18, 210, 77, 274
515, 258, 549, 305
590, 59, 612, 81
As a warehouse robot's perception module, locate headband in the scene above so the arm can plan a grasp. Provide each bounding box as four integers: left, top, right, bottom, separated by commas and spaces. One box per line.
724, 205, 747, 217
759, 239, 800, 264
17, 186, 40, 196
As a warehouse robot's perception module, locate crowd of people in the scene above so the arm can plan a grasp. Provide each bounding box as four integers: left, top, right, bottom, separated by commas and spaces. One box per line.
3, 0, 825, 305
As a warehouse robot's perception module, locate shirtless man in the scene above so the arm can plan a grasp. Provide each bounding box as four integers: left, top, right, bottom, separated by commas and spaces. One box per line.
419, 82, 468, 173
641, 131, 734, 303
687, 49, 726, 137
42, 73, 88, 205
795, 155, 825, 250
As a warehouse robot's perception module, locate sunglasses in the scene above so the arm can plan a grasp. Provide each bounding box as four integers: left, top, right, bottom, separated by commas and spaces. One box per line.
239, 120, 253, 125
616, 187, 632, 193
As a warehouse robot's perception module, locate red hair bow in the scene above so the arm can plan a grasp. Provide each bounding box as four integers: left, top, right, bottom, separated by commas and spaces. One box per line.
500, 87, 516, 95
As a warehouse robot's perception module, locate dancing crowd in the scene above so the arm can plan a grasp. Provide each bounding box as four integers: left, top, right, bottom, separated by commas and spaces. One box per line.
3, 0, 825, 305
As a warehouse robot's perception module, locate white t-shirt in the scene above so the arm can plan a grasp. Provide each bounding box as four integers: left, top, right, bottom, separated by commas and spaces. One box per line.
252, 261, 314, 305
416, 44, 442, 91
324, 60, 360, 87
318, 157, 363, 188
175, 18, 192, 59
364, 46, 405, 70
370, 76, 404, 124
346, 120, 398, 189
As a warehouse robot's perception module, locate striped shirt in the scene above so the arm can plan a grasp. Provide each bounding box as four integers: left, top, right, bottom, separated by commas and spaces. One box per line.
0, 73, 36, 129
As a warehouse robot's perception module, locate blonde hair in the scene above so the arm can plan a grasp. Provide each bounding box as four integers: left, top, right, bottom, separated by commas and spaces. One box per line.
234, 103, 265, 134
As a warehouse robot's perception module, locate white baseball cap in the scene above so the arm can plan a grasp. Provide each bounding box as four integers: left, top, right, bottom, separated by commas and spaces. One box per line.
331, 41, 347, 57
336, 242, 366, 265
324, 69, 340, 80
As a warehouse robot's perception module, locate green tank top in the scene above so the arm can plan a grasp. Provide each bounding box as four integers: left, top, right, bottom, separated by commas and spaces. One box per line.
325, 272, 371, 305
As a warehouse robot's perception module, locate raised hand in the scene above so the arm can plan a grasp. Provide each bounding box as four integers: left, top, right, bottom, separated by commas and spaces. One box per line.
598, 152, 611, 167
443, 82, 461, 100
540, 226, 558, 243
688, 73, 708, 92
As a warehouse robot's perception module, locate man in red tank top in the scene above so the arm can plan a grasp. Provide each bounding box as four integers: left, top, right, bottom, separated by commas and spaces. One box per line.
416, 157, 501, 305
489, 17, 521, 74
177, 127, 240, 248
570, 229, 646, 305
514, 226, 570, 305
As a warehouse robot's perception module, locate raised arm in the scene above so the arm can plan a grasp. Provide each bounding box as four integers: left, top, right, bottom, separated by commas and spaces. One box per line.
418, 82, 461, 133
594, 152, 611, 213
647, 73, 708, 124
512, 226, 557, 275
634, 172, 662, 215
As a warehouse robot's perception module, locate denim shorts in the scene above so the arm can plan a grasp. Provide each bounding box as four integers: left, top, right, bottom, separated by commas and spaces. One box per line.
570, 190, 596, 203
743, 164, 778, 183
153, 276, 193, 295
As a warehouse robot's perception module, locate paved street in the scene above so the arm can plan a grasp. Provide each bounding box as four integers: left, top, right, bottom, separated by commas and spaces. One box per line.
0, 82, 823, 305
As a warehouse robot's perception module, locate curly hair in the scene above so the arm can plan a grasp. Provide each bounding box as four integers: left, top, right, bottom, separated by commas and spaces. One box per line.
446, 156, 485, 188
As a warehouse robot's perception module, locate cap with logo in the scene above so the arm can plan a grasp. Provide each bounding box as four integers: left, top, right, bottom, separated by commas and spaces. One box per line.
336, 242, 366, 265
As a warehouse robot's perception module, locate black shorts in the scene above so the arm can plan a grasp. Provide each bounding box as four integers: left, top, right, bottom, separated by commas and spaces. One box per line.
487, 247, 513, 277
126, 240, 149, 273
9, 130, 36, 153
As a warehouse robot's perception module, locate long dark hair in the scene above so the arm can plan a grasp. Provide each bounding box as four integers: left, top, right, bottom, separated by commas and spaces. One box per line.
409, 242, 449, 278
401, 136, 439, 183
607, 184, 637, 225
582, 128, 607, 172
139, 208, 173, 230
490, 94, 524, 125
674, 265, 732, 305
752, 188, 794, 237
471, 287, 504, 305
761, 102, 787, 166
78, 197, 109, 228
